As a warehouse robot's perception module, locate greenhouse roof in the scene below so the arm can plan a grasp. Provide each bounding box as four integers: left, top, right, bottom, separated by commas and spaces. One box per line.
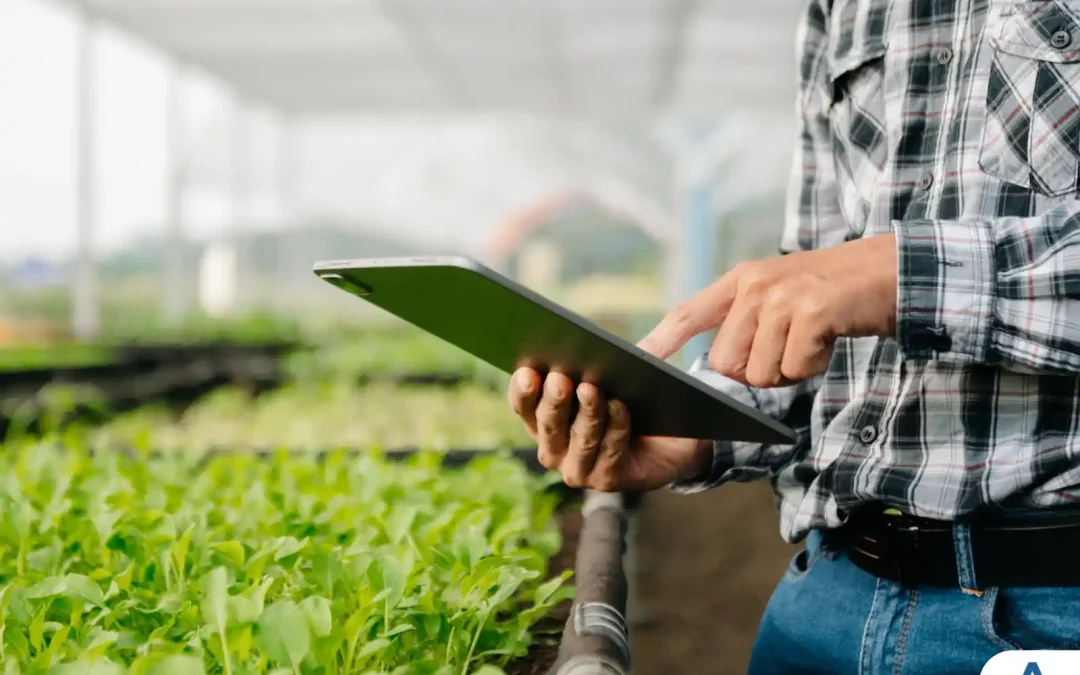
62, 0, 805, 119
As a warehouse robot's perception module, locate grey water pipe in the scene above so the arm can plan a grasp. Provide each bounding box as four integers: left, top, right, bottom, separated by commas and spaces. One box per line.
548, 490, 632, 675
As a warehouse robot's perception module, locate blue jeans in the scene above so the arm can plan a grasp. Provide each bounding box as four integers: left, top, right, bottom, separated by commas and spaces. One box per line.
748, 528, 1080, 675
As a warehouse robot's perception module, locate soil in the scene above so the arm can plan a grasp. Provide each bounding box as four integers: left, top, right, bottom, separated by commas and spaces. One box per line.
505, 508, 583, 675
631, 482, 799, 675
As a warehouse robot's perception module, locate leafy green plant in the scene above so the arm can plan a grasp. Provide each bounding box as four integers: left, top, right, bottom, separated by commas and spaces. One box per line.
0, 345, 118, 373
282, 333, 505, 387
92, 383, 532, 452
0, 435, 572, 675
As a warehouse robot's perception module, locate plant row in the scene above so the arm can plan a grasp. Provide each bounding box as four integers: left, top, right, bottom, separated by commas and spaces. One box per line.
0, 431, 571, 675
91, 383, 531, 453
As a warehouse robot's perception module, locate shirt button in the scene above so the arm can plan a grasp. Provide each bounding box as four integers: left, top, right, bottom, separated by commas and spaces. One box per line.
858, 425, 878, 444
918, 172, 934, 190
935, 46, 954, 65
926, 325, 952, 352
1051, 29, 1072, 49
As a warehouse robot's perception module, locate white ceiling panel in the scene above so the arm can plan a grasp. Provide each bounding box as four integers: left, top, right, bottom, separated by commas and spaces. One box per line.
61, 0, 808, 119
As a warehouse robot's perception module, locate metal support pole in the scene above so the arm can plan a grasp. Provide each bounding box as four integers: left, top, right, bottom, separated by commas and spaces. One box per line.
277, 115, 298, 310
683, 180, 715, 365
162, 62, 187, 324
228, 97, 248, 313
73, 10, 100, 340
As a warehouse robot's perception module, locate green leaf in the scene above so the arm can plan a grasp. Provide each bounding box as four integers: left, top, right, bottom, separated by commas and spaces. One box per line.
145, 655, 206, 675
199, 567, 229, 632
155, 592, 185, 614
43, 625, 71, 667
6, 623, 31, 662
228, 578, 272, 625
368, 556, 407, 611
210, 541, 245, 569
533, 573, 571, 607
255, 601, 311, 668
7, 588, 32, 626
24, 574, 104, 607
29, 606, 46, 653
49, 658, 126, 675
171, 524, 195, 572
82, 629, 119, 656
199, 567, 232, 675
357, 638, 391, 660
299, 596, 332, 638
309, 553, 342, 595
384, 506, 418, 545
115, 562, 134, 591
26, 544, 61, 574
227, 624, 254, 661
272, 537, 305, 562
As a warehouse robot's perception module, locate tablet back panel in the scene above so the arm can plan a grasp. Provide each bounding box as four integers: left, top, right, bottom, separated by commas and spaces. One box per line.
314, 257, 795, 444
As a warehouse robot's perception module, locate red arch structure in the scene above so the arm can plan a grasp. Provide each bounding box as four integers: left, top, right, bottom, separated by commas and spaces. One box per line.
485, 190, 580, 263
484, 181, 676, 265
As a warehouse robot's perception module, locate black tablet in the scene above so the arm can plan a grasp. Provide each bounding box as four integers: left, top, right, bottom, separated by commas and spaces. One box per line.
314, 256, 795, 443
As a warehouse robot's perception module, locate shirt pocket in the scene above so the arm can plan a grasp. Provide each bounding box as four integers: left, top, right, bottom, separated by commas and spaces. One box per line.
980, 1, 1080, 197
825, 27, 889, 236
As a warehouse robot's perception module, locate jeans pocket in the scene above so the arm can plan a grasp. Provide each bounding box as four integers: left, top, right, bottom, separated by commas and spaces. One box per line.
784, 530, 826, 582
982, 585, 1080, 651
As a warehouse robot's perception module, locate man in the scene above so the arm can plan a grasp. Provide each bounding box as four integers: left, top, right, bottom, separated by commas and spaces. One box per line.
507, 0, 1080, 672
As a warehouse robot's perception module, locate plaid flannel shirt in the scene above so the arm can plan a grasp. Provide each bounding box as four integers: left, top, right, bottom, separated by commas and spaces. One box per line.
672, 0, 1080, 543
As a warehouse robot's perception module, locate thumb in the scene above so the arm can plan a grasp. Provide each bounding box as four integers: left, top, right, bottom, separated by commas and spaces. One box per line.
638, 276, 735, 359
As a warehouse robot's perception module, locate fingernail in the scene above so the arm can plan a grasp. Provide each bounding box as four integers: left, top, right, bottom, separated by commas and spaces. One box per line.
516, 370, 534, 395
545, 376, 563, 400
577, 385, 591, 406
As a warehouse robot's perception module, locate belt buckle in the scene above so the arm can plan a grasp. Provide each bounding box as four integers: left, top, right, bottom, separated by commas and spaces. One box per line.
885, 517, 922, 585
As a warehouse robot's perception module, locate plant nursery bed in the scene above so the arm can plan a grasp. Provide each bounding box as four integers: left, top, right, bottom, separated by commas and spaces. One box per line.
505, 509, 583, 675
90, 381, 533, 453
0, 436, 585, 675
355, 372, 493, 389
0, 350, 286, 440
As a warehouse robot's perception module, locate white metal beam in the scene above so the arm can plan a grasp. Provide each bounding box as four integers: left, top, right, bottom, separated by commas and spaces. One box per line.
227, 95, 250, 313
73, 9, 100, 340
651, 0, 701, 108
276, 114, 303, 309
534, 0, 570, 113
162, 61, 188, 324
371, 0, 471, 109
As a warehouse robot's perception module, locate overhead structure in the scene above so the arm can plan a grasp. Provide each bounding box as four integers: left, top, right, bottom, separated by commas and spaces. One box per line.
58, 0, 804, 120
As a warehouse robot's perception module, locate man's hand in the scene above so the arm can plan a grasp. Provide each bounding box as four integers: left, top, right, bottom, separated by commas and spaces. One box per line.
639, 233, 897, 388
507, 233, 895, 491
507, 368, 712, 493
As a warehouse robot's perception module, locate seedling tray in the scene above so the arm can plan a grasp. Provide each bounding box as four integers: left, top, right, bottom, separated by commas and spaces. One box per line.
354, 371, 504, 390
0, 347, 286, 439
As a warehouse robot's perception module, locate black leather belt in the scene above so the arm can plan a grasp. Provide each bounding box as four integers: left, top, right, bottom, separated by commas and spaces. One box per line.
825, 505, 1080, 588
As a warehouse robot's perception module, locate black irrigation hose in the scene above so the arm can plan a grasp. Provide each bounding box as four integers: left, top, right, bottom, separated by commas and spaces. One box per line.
549, 491, 632, 675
